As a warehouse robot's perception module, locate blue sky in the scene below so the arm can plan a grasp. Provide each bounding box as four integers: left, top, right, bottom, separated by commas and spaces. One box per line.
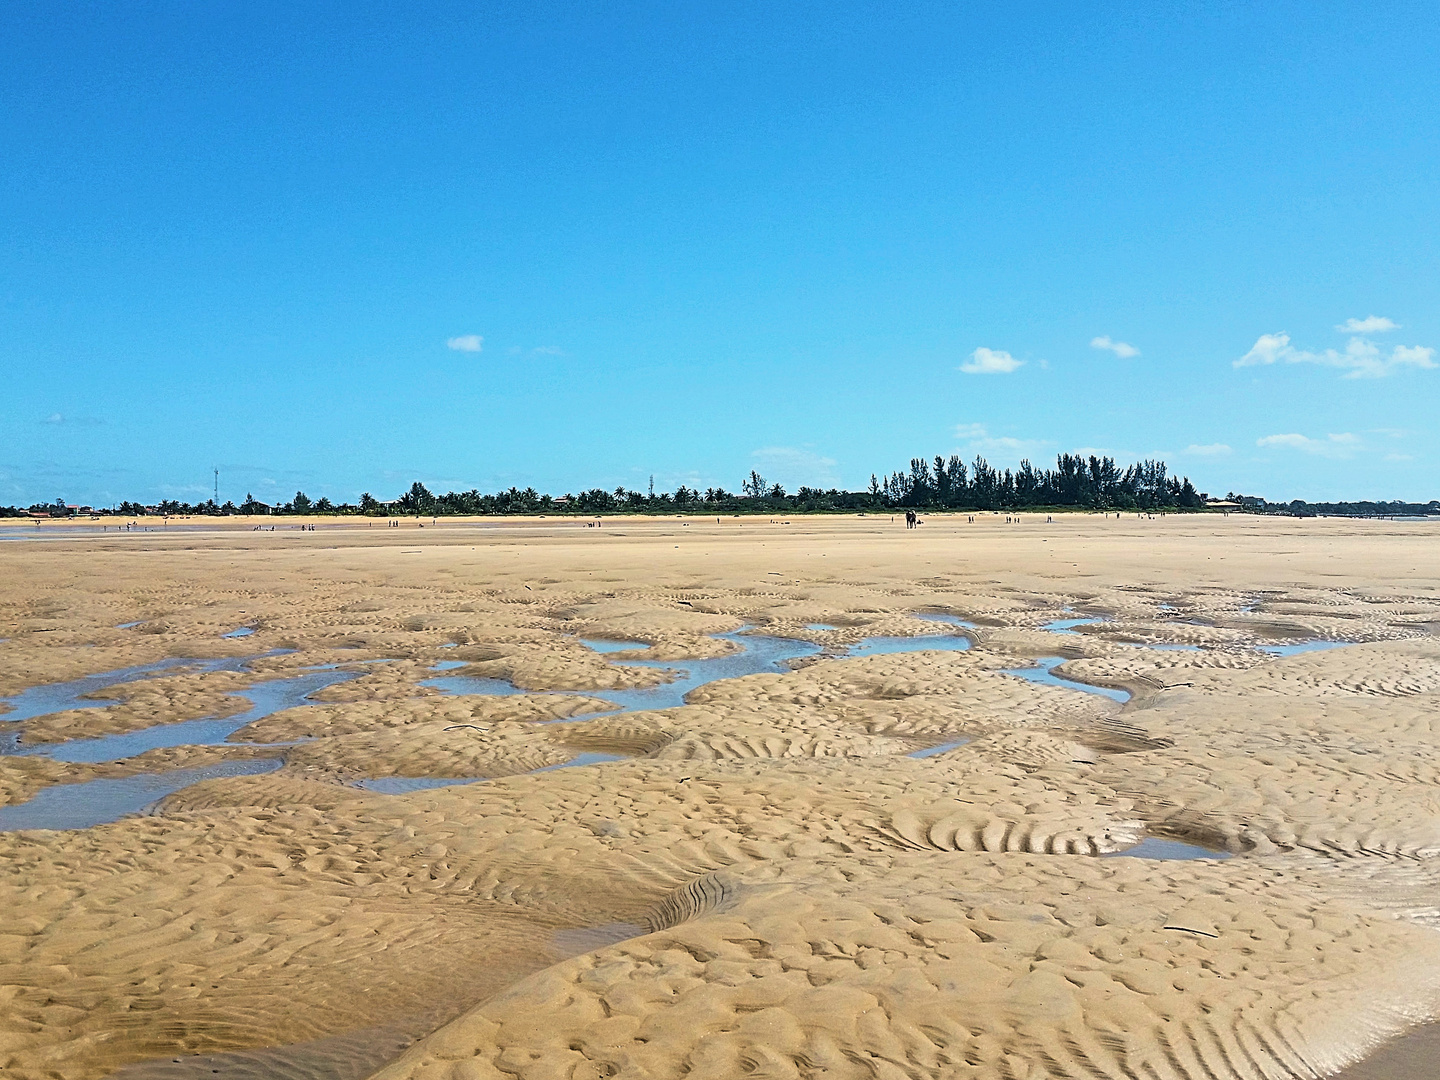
3, 2, 1437, 506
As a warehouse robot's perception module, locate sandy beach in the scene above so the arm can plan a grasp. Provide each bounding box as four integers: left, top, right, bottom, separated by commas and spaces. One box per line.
2, 512, 1439, 1080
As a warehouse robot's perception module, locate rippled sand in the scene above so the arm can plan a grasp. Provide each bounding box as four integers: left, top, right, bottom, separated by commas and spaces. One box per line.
1, 513, 1439, 1079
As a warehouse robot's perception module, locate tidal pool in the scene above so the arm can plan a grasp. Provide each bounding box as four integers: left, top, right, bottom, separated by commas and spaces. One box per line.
1257, 640, 1352, 656
579, 638, 650, 654
0, 759, 283, 833
1105, 836, 1232, 861
1000, 657, 1131, 703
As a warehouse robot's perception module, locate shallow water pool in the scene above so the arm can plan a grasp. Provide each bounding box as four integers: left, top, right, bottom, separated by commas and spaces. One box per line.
355, 776, 484, 794
908, 739, 971, 758
1257, 640, 1351, 656
0, 655, 256, 732
847, 634, 971, 658
1042, 617, 1106, 634
1000, 657, 1130, 703
579, 638, 651, 654
0, 759, 283, 832
1105, 836, 1231, 860
30, 668, 360, 764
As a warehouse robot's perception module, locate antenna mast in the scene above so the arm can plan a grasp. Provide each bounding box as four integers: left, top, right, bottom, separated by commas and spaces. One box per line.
214, 467, 219, 503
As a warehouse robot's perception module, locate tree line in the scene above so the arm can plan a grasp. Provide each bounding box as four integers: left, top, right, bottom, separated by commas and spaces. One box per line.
1222, 495, 1440, 518
0, 452, 1231, 518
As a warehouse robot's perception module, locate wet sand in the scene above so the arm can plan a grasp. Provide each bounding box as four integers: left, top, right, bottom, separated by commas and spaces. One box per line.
1, 512, 1438, 1079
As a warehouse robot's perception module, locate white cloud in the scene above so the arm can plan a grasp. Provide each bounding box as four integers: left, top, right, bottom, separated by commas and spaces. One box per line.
1235, 331, 1435, 378
960, 347, 1024, 375
446, 334, 484, 353
1090, 335, 1139, 358
43, 413, 64, 424
983, 436, 1045, 453
1256, 432, 1362, 459
1184, 443, 1232, 456
1336, 316, 1399, 334
953, 422, 989, 440
531, 345, 565, 356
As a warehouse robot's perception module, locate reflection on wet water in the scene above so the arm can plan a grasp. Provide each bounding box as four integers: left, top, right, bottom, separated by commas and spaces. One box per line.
579, 638, 650, 653
1257, 640, 1351, 656
421, 674, 525, 697
0, 759, 283, 832
1105, 836, 1232, 860
33, 668, 360, 764
530, 752, 625, 772
0, 656, 255, 733
355, 776, 484, 794
1000, 657, 1131, 703
908, 739, 970, 758
847, 634, 971, 658
0, 623, 1134, 830
1042, 617, 1106, 634
564, 631, 824, 716
0, 664, 359, 830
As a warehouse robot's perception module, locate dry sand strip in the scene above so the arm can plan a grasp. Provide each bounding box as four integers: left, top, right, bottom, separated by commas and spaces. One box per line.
0, 514, 1438, 1080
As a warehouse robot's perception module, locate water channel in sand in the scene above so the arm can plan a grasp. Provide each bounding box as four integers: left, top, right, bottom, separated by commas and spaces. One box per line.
0, 663, 364, 830
1000, 656, 1131, 702
1, 623, 974, 830
0, 619, 1209, 841
0, 760, 284, 831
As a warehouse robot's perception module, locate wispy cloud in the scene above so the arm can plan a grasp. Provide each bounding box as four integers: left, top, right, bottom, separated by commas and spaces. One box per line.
952, 423, 1051, 463
530, 345, 565, 356
40, 413, 103, 427
750, 446, 839, 488
446, 334, 484, 353
1336, 316, 1399, 334
1256, 432, 1362, 459
1235, 322, 1433, 378
1184, 443, 1232, 456
1090, 335, 1139, 358
960, 347, 1024, 375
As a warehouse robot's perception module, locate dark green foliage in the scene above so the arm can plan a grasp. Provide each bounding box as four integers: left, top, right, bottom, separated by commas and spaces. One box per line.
21, 458, 1428, 520
1226, 494, 1440, 518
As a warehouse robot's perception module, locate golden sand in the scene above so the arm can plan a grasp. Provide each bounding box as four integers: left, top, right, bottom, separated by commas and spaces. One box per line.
1, 513, 1438, 1079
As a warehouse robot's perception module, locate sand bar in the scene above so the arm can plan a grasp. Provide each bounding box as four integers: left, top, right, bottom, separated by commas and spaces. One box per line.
1, 513, 1438, 1079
